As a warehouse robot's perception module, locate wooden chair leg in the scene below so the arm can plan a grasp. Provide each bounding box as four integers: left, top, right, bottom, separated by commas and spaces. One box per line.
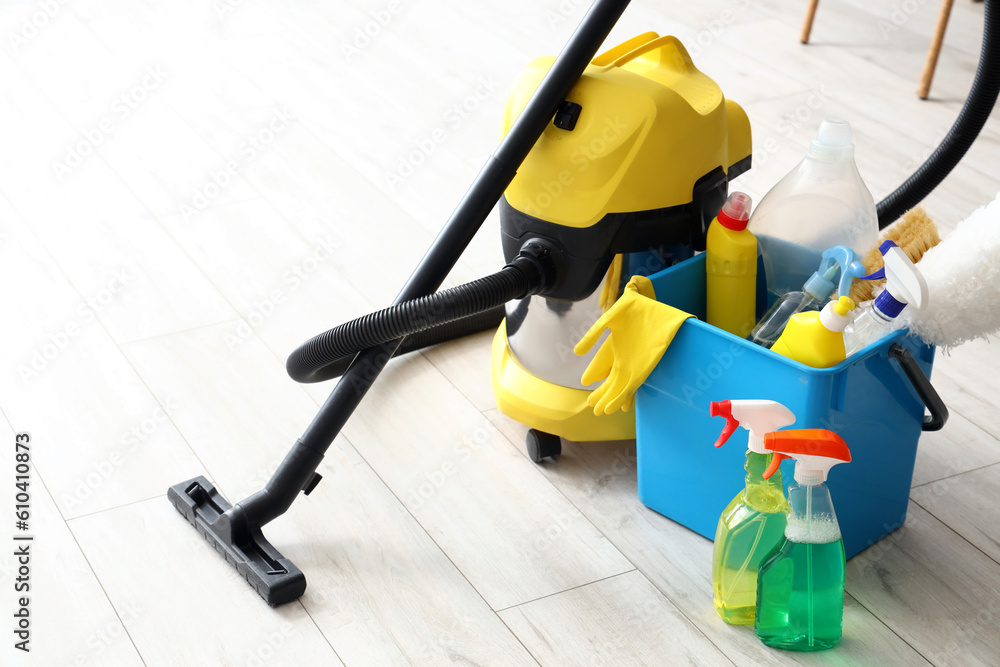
918, 0, 955, 99
801, 0, 821, 43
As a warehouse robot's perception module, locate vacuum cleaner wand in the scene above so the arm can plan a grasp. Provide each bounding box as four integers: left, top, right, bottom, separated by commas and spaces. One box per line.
168, 0, 634, 605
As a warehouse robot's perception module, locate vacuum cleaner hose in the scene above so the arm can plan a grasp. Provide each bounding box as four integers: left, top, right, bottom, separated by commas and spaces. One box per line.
292, 306, 506, 383
877, 0, 1000, 227
287, 264, 538, 383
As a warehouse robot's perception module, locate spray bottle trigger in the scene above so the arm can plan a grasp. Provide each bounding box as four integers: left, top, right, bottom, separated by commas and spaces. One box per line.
843, 260, 867, 296
818, 246, 866, 297
858, 240, 901, 281
763, 452, 789, 480
709, 400, 739, 448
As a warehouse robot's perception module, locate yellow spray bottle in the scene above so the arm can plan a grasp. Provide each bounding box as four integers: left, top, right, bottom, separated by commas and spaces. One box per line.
771, 296, 855, 368
710, 399, 795, 625
706, 192, 757, 337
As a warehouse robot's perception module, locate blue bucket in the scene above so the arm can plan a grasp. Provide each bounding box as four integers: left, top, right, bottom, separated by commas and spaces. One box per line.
635, 254, 944, 558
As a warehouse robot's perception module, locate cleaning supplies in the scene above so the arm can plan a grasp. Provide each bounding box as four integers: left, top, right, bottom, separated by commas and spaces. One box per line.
165, 0, 999, 607
771, 296, 855, 368
749, 246, 865, 348
706, 192, 757, 336
750, 264, 835, 348
755, 429, 851, 651
850, 206, 941, 304
710, 399, 796, 625
900, 192, 1000, 349
749, 119, 879, 298
844, 240, 928, 356
575, 275, 693, 414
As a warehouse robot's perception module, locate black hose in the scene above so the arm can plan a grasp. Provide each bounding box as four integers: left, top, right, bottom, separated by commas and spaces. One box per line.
297, 306, 506, 383
287, 268, 533, 383
391, 305, 505, 355
876, 0, 1000, 227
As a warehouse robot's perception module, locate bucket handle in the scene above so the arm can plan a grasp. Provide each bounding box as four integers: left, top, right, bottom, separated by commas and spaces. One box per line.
888, 343, 948, 431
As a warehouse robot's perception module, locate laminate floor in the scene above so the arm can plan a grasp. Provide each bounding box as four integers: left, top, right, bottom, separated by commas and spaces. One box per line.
2, 0, 999, 665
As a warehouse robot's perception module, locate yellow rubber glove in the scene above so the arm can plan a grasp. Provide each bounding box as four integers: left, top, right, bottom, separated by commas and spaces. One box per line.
599, 254, 624, 313
574, 275, 692, 415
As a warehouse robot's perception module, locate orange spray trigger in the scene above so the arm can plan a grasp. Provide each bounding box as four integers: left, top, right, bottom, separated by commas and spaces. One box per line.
764, 429, 851, 485
710, 401, 739, 448
763, 453, 789, 479
764, 429, 851, 462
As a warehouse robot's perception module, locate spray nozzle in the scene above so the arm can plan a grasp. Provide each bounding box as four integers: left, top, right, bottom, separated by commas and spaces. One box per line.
762, 429, 851, 485
858, 240, 928, 319
717, 192, 752, 231
803, 246, 868, 300
710, 399, 796, 454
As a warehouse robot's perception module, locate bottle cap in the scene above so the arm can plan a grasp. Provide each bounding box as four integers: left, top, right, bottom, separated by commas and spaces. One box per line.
808, 119, 855, 160
717, 192, 752, 231
803, 264, 838, 301
819, 296, 855, 332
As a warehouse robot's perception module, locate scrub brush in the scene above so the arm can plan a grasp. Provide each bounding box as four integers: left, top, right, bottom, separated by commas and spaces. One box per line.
849, 206, 941, 303
900, 194, 1000, 350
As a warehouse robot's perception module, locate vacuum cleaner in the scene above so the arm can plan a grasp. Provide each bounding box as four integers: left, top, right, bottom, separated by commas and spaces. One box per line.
491, 31, 751, 460
168, 0, 1000, 605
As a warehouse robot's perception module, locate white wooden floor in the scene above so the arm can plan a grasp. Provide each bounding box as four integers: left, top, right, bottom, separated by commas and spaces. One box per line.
2, 0, 999, 664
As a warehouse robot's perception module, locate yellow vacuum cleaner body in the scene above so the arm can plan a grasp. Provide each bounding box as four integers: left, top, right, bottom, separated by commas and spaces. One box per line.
492, 33, 752, 450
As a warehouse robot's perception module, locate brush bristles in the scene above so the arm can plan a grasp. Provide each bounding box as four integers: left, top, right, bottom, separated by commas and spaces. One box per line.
848, 206, 941, 303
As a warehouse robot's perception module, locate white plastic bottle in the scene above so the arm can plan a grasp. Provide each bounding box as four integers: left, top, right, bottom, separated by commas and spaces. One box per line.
749, 119, 879, 299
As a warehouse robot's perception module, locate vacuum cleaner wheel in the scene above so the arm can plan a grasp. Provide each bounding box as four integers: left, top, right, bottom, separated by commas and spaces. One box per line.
526, 429, 562, 463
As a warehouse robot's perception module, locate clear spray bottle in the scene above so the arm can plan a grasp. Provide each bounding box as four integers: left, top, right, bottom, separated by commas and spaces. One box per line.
750, 246, 866, 348
710, 399, 796, 624
844, 240, 928, 356
755, 429, 851, 651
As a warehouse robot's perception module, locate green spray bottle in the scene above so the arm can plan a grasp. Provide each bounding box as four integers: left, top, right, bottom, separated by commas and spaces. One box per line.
755, 429, 852, 651
710, 399, 796, 624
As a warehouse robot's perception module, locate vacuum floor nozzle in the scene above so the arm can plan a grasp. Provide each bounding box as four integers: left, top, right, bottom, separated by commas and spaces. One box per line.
168, 476, 306, 606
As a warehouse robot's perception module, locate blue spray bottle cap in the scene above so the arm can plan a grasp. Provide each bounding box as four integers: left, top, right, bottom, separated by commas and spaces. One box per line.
803, 246, 867, 300
857, 241, 928, 319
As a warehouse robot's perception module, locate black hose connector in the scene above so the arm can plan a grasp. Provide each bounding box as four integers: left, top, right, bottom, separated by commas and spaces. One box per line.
876, 0, 1000, 227
286, 241, 556, 384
